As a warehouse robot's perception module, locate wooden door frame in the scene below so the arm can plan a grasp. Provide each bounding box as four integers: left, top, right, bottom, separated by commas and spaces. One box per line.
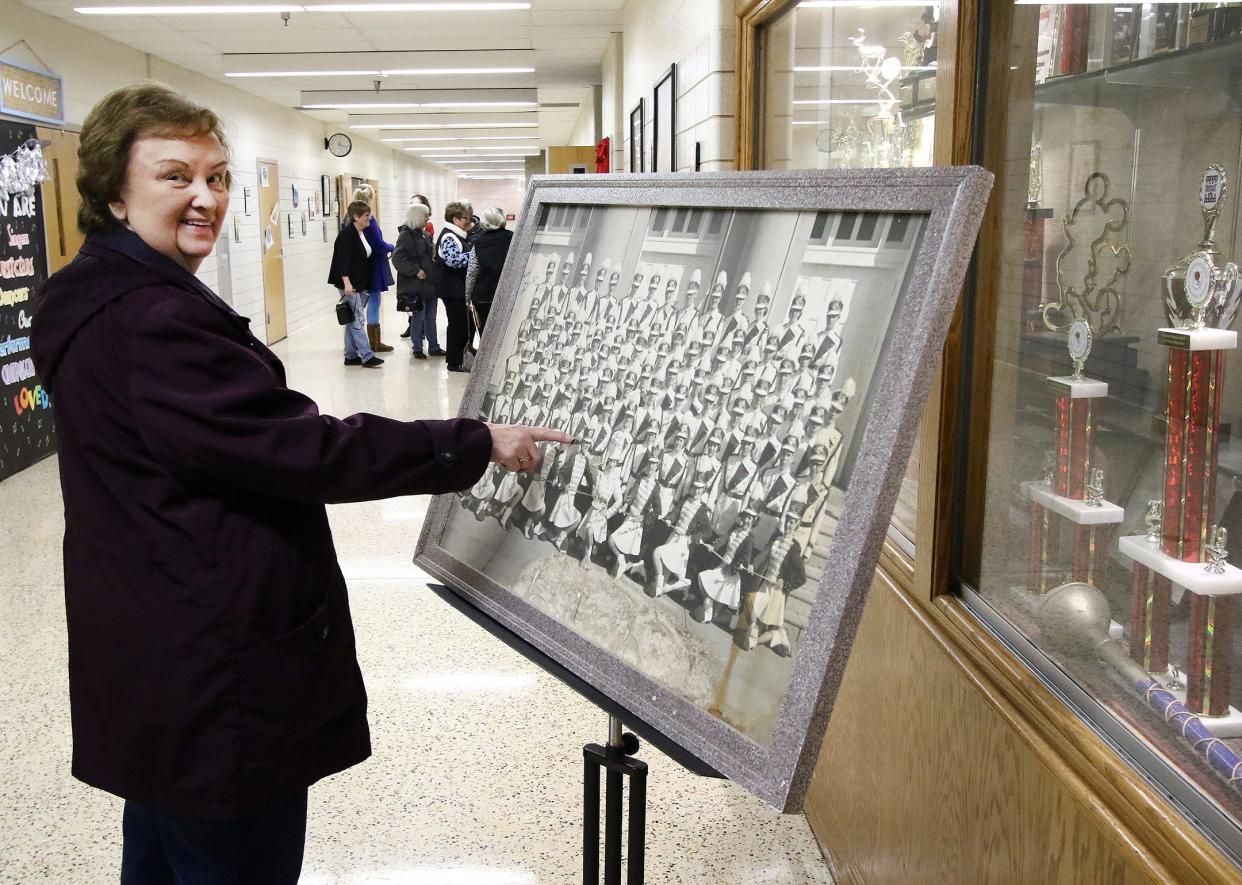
733, 2, 1240, 881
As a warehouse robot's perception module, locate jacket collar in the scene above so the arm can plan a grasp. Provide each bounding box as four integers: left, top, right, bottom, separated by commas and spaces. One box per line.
441, 220, 469, 241
83, 226, 244, 322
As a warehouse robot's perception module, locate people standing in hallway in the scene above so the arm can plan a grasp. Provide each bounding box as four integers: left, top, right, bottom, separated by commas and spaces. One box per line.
30, 82, 572, 885
433, 200, 475, 373
351, 184, 395, 354
465, 207, 513, 343
330, 201, 383, 368
393, 201, 439, 360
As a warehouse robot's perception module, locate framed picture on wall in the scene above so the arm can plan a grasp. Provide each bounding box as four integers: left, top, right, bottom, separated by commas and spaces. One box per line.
414, 168, 993, 812
321, 174, 331, 210
287, 211, 294, 238
629, 100, 645, 173
652, 64, 677, 173
301, 212, 307, 237
242, 186, 252, 216
291, 183, 300, 208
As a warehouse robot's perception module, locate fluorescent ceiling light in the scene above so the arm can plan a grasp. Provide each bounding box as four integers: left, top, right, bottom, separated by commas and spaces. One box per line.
78, 2, 532, 11
229, 67, 533, 78
227, 70, 376, 78
303, 101, 535, 109
797, 1, 936, 7
305, 2, 530, 10
365, 122, 538, 130
77, 4, 300, 12
793, 65, 936, 73
791, 99, 887, 105
438, 159, 527, 165
382, 67, 535, 76
393, 135, 540, 143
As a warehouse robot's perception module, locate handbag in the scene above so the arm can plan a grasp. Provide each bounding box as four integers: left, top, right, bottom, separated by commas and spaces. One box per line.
335, 294, 353, 326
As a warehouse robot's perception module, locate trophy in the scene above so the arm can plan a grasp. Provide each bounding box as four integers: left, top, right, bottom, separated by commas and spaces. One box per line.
1117, 183, 1242, 728
1163, 164, 1242, 331
1021, 314, 1124, 593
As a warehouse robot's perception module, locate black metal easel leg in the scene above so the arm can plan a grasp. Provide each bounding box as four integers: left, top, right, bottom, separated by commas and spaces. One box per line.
583, 716, 648, 885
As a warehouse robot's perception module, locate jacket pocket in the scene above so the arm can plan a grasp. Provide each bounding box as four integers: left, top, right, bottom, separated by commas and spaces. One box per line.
232, 583, 364, 766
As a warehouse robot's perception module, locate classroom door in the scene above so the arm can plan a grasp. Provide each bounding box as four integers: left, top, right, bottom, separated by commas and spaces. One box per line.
257, 160, 287, 344
36, 127, 85, 273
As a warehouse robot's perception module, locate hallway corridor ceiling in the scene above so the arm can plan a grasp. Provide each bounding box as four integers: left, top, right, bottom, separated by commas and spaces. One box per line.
21, 1, 621, 150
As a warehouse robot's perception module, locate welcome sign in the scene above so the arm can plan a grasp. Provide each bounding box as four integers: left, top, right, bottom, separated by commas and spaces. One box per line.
0, 121, 54, 480
0, 59, 63, 125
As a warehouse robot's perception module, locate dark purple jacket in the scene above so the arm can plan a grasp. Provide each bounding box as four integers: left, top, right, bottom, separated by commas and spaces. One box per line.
31, 228, 491, 818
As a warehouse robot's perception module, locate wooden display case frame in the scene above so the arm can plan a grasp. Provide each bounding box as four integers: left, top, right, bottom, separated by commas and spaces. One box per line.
735, 1, 1241, 882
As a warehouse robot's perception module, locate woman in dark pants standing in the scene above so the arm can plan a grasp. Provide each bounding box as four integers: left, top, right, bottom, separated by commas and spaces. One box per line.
433, 200, 475, 373
393, 201, 437, 359
465, 207, 514, 340
30, 82, 569, 884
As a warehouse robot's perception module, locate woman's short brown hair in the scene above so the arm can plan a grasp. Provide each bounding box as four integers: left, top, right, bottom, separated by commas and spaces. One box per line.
346, 200, 372, 220
76, 82, 232, 235
444, 201, 470, 224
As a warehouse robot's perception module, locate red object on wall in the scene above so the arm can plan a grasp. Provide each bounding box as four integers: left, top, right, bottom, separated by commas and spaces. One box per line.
596, 137, 610, 173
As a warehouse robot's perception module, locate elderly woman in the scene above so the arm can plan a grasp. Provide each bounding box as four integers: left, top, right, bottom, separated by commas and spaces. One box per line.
392, 200, 439, 359
351, 183, 395, 353
329, 199, 382, 367
432, 200, 475, 372
30, 82, 568, 884
464, 206, 514, 341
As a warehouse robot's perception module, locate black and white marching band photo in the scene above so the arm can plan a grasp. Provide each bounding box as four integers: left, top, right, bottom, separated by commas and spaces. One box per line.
439, 202, 927, 743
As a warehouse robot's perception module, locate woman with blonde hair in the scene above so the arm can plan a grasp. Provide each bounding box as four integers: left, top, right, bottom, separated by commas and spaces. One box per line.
351, 183, 395, 353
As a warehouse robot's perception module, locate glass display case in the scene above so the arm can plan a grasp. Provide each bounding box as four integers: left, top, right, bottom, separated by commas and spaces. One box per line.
968, 1, 1242, 859
754, 1, 942, 549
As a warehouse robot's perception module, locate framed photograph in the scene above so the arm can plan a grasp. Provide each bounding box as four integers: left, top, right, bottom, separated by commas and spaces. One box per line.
322, 219, 329, 243
308, 193, 317, 220
301, 212, 307, 237
242, 186, 252, 216
321, 174, 331, 210
291, 182, 300, 208
652, 64, 677, 173
232, 213, 241, 243
414, 169, 992, 811
629, 100, 645, 173
287, 211, 294, 238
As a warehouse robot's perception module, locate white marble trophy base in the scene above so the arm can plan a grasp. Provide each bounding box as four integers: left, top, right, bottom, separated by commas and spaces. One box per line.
1118, 535, 1242, 597
1045, 376, 1109, 398
1160, 690, 1242, 737
1157, 326, 1239, 352
1021, 481, 1125, 525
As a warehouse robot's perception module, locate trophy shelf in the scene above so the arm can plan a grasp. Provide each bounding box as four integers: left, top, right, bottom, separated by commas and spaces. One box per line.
1035, 33, 1242, 113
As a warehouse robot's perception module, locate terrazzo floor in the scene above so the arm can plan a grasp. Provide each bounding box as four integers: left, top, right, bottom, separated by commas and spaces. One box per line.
0, 299, 834, 884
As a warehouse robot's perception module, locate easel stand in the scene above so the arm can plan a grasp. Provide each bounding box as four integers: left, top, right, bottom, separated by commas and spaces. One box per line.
583, 716, 647, 885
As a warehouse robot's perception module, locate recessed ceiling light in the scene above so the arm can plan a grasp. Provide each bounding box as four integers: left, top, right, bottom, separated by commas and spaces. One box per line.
793, 65, 936, 73
364, 122, 538, 130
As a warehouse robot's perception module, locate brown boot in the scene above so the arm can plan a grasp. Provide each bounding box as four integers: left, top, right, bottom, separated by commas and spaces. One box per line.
370, 323, 394, 352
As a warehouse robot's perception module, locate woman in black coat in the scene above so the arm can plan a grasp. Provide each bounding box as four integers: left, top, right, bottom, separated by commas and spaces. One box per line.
465, 206, 514, 340
30, 83, 568, 884
392, 201, 439, 359
329, 200, 381, 366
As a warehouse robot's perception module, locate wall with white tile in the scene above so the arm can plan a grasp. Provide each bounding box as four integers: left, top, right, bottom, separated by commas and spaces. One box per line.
619, 0, 736, 173
0, 1, 455, 344
600, 32, 626, 173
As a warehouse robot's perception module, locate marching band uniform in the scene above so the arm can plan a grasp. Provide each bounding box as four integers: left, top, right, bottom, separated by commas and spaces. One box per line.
696, 515, 757, 622
608, 467, 660, 577
649, 485, 713, 597
737, 517, 805, 656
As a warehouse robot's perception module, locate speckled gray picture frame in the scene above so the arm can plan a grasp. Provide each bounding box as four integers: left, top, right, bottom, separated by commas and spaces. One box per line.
416, 168, 993, 812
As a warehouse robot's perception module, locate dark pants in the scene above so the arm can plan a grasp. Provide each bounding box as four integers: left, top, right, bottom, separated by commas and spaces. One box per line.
120, 790, 308, 885
443, 297, 468, 368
